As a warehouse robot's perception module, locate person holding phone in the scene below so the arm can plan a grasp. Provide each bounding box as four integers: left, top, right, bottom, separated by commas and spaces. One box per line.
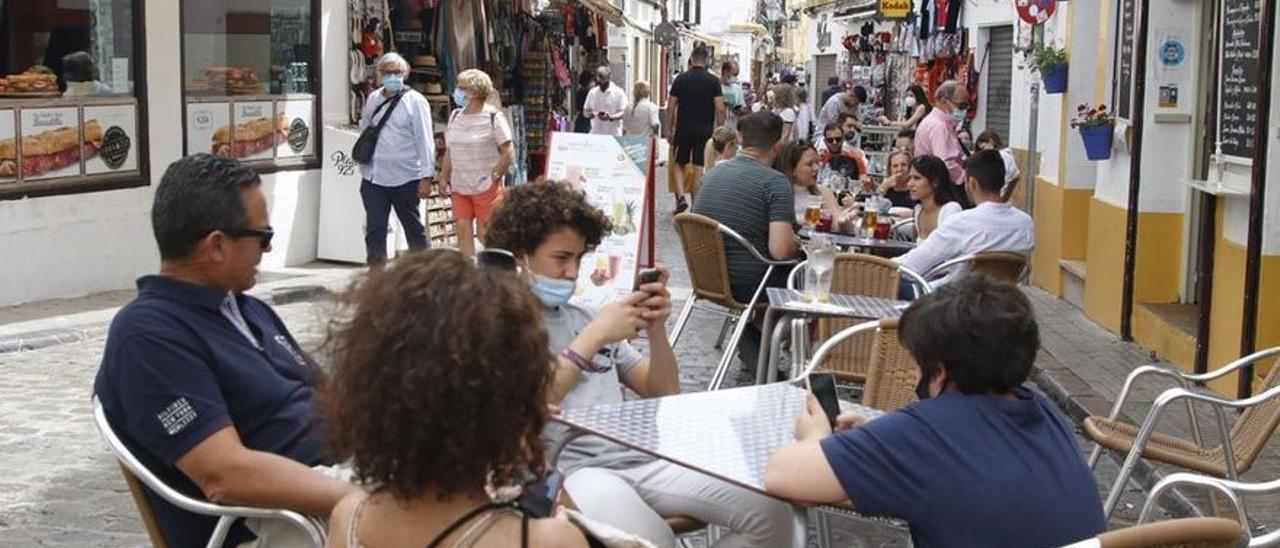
484, 182, 794, 548
764, 275, 1104, 547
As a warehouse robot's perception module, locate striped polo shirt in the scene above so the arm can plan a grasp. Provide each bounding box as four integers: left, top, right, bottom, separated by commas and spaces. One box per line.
692, 154, 795, 292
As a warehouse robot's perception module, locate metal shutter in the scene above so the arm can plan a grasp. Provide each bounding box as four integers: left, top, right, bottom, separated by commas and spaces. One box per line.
985, 26, 1013, 140
814, 54, 837, 111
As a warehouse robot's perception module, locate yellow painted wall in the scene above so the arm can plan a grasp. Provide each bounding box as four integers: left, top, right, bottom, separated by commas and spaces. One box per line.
1031, 177, 1092, 296
1204, 200, 1280, 395
1083, 198, 1184, 332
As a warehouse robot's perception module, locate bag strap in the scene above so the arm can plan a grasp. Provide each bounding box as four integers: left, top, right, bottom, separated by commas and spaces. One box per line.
371, 91, 406, 130
425, 500, 527, 548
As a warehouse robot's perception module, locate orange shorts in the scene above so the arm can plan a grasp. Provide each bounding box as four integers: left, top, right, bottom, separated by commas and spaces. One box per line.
451, 182, 503, 231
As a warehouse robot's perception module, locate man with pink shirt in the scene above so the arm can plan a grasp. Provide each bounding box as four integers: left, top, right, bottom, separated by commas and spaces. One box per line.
914, 80, 969, 185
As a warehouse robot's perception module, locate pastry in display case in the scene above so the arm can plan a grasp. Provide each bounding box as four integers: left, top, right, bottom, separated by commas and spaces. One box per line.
203, 66, 265, 95
211, 113, 287, 158
0, 67, 60, 97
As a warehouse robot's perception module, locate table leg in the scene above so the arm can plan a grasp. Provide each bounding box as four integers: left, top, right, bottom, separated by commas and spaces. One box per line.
791, 318, 810, 381
791, 506, 809, 548
754, 307, 777, 385
763, 314, 790, 385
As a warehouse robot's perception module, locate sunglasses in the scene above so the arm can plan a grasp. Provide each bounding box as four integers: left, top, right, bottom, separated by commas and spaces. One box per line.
220, 226, 274, 250
825, 137, 843, 144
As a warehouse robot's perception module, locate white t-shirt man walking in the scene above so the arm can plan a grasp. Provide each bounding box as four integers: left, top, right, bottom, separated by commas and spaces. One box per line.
584, 66, 629, 136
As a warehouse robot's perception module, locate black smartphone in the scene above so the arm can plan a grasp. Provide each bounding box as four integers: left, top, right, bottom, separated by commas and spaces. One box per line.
634, 268, 661, 291
517, 470, 560, 518
807, 373, 841, 428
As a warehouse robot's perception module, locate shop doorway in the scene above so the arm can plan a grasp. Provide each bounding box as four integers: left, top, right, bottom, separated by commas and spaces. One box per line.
813, 53, 837, 111
984, 26, 1014, 140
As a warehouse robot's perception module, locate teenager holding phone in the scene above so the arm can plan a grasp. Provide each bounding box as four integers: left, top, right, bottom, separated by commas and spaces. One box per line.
484, 182, 794, 548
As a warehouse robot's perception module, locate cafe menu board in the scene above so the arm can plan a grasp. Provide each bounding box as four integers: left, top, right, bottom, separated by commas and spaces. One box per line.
0, 109, 14, 183
546, 133, 653, 311
20, 107, 82, 181
1219, 0, 1261, 160
276, 98, 314, 159
83, 104, 138, 175
186, 102, 232, 159
1113, 0, 1136, 120
231, 101, 279, 161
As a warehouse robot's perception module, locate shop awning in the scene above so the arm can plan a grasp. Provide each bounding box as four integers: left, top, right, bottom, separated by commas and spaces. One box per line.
578, 0, 624, 27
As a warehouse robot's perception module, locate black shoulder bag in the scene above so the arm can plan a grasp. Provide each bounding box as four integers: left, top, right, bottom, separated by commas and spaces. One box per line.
352, 91, 405, 164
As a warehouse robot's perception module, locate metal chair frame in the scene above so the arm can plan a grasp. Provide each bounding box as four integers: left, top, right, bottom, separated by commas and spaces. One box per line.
1085, 346, 1280, 518
922, 252, 1030, 285
1139, 472, 1280, 547
889, 217, 916, 242
670, 214, 798, 391
92, 398, 326, 548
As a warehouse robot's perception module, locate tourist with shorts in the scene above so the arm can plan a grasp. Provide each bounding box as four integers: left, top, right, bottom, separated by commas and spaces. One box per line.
667, 46, 724, 213
440, 69, 513, 260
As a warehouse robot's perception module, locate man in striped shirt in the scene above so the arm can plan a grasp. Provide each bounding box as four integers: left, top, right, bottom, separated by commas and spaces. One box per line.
692, 111, 799, 367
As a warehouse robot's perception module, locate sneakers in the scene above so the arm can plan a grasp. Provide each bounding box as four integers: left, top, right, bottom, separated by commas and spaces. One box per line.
674, 195, 689, 214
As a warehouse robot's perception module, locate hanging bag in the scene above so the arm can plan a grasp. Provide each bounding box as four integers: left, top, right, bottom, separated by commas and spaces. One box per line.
352, 91, 405, 164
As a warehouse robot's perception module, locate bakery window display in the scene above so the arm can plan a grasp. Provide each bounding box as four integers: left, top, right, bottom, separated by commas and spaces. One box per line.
212, 113, 288, 159
0, 67, 60, 97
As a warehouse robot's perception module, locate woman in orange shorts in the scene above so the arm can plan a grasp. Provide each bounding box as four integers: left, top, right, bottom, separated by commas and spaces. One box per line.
439, 69, 513, 259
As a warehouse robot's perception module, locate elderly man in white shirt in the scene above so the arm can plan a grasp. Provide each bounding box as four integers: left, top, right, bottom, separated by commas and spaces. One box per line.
583, 66, 629, 136
896, 150, 1034, 289
356, 52, 436, 266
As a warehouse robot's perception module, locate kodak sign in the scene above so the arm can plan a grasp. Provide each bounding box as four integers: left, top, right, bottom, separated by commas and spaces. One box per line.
880, 0, 911, 18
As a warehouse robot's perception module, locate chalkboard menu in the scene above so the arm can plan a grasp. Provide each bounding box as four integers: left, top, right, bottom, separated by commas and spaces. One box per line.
1114, 0, 1136, 120
1219, 0, 1261, 159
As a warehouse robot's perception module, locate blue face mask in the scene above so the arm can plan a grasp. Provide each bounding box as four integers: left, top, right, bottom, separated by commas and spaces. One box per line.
530, 273, 576, 308
382, 74, 404, 92
951, 108, 967, 126
452, 88, 468, 107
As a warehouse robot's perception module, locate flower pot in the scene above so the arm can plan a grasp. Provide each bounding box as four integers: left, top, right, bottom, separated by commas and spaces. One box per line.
1079, 124, 1113, 160
1041, 62, 1068, 94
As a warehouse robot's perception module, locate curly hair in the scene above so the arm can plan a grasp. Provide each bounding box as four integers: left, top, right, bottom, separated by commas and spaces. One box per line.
322, 250, 552, 500
482, 181, 612, 256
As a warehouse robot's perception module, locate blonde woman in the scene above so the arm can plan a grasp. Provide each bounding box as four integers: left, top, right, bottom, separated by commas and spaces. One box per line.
623, 81, 661, 137
772, 84, 798, 141
440, 69, 514, 259
709, 126, 739, 166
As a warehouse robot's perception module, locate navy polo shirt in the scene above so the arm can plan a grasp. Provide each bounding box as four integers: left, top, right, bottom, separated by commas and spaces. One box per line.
94, 275, 327, 548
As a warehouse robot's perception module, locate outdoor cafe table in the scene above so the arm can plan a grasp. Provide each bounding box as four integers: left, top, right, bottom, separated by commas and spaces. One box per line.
550, 382, 895, 548
798, 227, 916, 258
755, 288, 910, 385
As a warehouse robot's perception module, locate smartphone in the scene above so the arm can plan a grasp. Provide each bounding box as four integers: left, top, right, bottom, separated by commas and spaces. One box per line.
634, 268, 661, 291
807, 373, 842, 428
517, 470, 560, 518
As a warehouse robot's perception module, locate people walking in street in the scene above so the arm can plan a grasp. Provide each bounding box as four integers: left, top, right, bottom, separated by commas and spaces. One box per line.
484, 181, 796, 548
583, 66, 629, 136
816, 84, 865, 138
667, 45, 724, 213
323, 250, 590, 548
622, 81, 661, 138
795, 87, 814, 142
574, 71, 594, 133
914, 80, 969, 185
766, 274, 1105, 548
772, 84, 798, 141
440, 69, 513, 260
94, 155, 359, 548
720, 60, 744, 127
356, 52, 435, 267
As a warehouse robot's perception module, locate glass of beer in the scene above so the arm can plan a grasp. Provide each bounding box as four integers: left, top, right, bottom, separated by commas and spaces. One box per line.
861, 209, 879, 236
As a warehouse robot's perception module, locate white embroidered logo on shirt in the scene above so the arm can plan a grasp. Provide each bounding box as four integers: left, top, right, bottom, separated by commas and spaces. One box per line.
157, 397, 198, 436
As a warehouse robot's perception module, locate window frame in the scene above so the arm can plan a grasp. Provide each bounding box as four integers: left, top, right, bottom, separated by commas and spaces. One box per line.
1111, 0, 1138, 122
177, 0, 323, 175
0, 0, 150, 202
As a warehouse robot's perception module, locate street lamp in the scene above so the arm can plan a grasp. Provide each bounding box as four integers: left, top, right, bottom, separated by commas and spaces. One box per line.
786, 10, 801, 30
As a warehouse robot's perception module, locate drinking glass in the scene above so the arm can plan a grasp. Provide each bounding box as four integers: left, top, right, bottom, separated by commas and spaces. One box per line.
861, 209, 879, 235
804, 234, 836, 302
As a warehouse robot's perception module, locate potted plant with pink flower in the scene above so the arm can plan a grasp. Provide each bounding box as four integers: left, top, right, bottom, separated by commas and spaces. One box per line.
1071, 103, 1115, 160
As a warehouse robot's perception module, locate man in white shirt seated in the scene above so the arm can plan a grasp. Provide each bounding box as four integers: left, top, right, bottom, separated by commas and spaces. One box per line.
895, 150, 1033, 287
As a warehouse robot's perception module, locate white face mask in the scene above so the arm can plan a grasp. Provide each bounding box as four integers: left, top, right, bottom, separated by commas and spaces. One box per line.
905, 96, 917, 108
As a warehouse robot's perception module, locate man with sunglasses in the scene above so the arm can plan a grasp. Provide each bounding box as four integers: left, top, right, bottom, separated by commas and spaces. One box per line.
94, 155, 358, 547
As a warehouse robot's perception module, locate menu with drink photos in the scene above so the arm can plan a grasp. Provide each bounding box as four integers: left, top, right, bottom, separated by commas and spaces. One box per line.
546, 132, 654, 311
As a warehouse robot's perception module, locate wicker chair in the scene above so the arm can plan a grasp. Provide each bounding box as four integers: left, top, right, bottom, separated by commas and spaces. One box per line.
1139, 472, 1280, 547
670, 213, 798, 390
923, 251, 1029, 285
1082, 346, 1280, 518
1070, 517, 1245, 548
797, 318, 921, 412
92, 397, 326, 548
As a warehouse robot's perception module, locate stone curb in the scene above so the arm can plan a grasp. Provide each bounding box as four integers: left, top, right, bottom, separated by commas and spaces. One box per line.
1029, 362, 1201, 519
0, 284, 335, 356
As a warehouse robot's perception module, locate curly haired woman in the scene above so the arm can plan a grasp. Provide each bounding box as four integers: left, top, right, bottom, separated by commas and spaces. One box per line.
323, 250, 587, 547
484, 182, 794, 548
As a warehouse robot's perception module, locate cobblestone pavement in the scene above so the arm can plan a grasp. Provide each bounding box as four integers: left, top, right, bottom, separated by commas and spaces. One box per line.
1, 179, 1271, 546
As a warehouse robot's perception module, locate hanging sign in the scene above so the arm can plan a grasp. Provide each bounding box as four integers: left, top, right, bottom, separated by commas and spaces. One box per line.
879, 0, 911, 19
1015, 0, 1057, 25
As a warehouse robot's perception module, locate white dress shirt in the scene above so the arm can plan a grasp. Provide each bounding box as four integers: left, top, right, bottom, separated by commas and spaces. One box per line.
358, 88, 437, 186
895, 201, 1034, 285
584, 84, 629, 135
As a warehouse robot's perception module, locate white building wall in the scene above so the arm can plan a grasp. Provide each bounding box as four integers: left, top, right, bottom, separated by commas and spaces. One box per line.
0, 0, 333, 306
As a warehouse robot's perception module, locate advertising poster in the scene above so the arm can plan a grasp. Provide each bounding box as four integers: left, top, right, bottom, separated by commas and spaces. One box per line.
187, 101, 231, 158
546, 132, 653, 310
231, 101, 282, 161
83, 104, 138, 175
276, 97, 314, 158
20, 107, 81, 180
0, 109, 15, 183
